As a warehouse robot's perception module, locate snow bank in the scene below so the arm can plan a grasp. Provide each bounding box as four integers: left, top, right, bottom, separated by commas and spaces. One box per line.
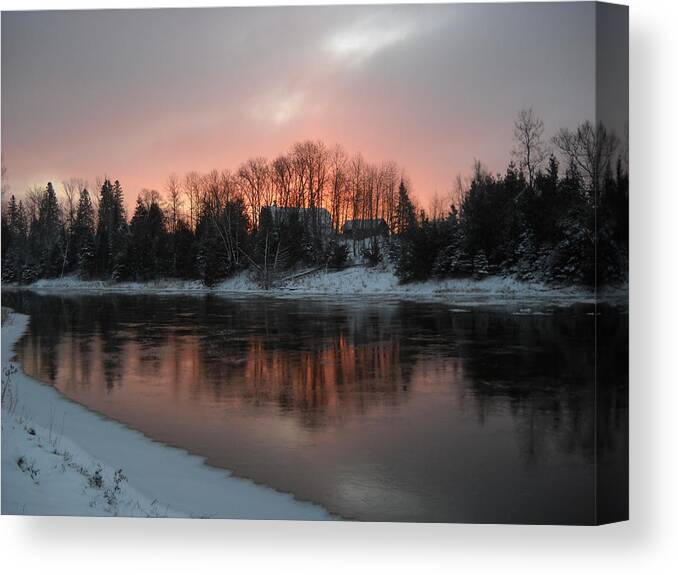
1, 310, 331, 519
274, 266, 592, 301
9, 266, 622, 306
30, 276, 211, 294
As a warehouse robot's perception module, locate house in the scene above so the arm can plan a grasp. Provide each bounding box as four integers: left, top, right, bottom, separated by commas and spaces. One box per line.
260, 205, 333, 235
342, 218, 389, 240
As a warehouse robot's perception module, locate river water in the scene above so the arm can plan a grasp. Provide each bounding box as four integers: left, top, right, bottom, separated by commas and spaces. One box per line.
3, 290, 628, 523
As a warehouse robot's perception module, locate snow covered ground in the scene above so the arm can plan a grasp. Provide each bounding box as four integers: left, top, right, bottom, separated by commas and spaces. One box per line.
1, 310, 331, 519
14, 265, 627, 305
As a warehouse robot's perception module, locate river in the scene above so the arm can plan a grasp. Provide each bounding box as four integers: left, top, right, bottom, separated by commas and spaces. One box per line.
2, 290, 628, 523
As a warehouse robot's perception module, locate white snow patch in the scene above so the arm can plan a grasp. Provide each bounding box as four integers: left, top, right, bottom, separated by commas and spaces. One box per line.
1, 310, 331, 519
8, 267, 623, 307
30, 276, 210, 294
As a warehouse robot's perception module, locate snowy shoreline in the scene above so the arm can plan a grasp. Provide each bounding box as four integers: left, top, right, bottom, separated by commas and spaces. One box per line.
3, 266, 628, 306
1, 309, 332, 519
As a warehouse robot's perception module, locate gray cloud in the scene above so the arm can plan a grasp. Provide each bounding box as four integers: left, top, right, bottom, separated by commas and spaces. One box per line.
1, 3, 624, 205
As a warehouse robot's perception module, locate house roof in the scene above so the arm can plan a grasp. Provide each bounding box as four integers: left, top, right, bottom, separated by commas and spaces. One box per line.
342, 219, 387, 231
263, 205, 332, 226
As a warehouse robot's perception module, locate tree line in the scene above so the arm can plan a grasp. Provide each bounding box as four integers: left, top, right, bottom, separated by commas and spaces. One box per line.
395, 112, 628, 286
1, 111, 628, 288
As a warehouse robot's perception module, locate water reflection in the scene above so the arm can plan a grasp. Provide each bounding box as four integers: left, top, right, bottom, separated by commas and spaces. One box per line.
3, 290, 628, 523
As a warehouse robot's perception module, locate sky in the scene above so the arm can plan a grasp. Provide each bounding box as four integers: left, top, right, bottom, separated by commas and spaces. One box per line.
1, 3, 615, 209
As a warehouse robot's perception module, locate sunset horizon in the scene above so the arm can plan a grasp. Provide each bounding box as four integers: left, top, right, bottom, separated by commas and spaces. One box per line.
1, 3, 623, 211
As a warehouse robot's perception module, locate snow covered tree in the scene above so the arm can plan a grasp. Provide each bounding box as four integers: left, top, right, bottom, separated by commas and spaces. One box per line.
472, 251, 490, 279
1, 195, 29, 282
547, 205, 595, 285
28, 182, 64, 278
396, 215, 448, 283
195, 223, 229, 286
173, 218, 196, 279
432, 206, 466, 278
326, 241, 350, 270
71, 189, 96, 278
125, 196, 168, 280
512, 230, 540, 281
95, 179, 128, 279
394, 180, 416, 236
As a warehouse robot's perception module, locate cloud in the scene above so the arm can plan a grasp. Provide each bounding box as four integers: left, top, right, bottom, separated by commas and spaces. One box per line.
325, 17, 414, 66
250, 90, 306, 127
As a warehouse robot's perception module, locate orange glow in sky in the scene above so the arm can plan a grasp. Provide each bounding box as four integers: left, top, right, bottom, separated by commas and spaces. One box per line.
2, 4, 604, 210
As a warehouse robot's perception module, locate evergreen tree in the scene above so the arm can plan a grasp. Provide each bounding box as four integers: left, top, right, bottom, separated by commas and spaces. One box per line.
512, 230, 541, 281
72, 189, 96, 278
472, 251, 490, 278
110, 180, 129, 280
326, 240, 350, 270
221, 197, 251, 270
251, 207, 291, 288
29, 182, 64, 278
195, 215, 230, 287
0, 124, 626, 289
126, 196, 168, 281
95, 179, 114, 276
173, 218, 196, 279
432, 206, 472, 277
95, 179, 128, 279
394, 181, 416, 236
278, 210, 305, 267
1, 195, 24, 282
2, 196, 19, 262
396, 214, 448, 283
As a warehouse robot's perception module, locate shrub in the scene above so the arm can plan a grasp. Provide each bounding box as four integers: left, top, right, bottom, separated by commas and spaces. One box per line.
327, 242, 350, 270
361, 241, 383, 267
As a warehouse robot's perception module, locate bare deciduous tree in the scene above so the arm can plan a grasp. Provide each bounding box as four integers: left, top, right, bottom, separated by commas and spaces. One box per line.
59, 178, 88, 277
168, 140, 404, 243
60, 178, 87, 226
182, 171, 202, 231
23, 185, 44, 223
452, 173, 468, 210
429, 191, 445, 221
165, 173, 183, 235
328, 144, 348, 233
272, 154, 294, 210
1, 155, 8, 200
238, 157, 271, 227
552, 120, 619, 203
512, 108, 548, 188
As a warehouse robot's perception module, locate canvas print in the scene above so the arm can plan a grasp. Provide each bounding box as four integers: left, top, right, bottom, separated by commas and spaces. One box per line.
0, 2, 628, 524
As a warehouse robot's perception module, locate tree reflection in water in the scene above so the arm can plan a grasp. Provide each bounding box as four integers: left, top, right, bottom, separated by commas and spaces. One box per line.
4, 290, 627, 523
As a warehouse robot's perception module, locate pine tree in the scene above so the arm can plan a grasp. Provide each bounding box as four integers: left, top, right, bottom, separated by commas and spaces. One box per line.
432, 206, 465, 277
30, 182, 64, 278
513, 230, 539, 281
396, 216, 448, 283
472, 251, 490, 279
95, 179, 129, 279
1, 197, 17, 281
173, 218, 196, 279
72, 189, 96, 278
394, 181, 416, 236
278, 210, 305, 267
127, 196, 168, 280
2, 196, 18, 260
2, 199, 29, 282
95, 179, 114, 276
110, 180, 129, 280
196, 221, 230, 287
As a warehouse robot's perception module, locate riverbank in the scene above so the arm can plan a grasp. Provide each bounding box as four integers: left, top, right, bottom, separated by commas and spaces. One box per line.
6, 266, 628, 306
1, 309, 331, 519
